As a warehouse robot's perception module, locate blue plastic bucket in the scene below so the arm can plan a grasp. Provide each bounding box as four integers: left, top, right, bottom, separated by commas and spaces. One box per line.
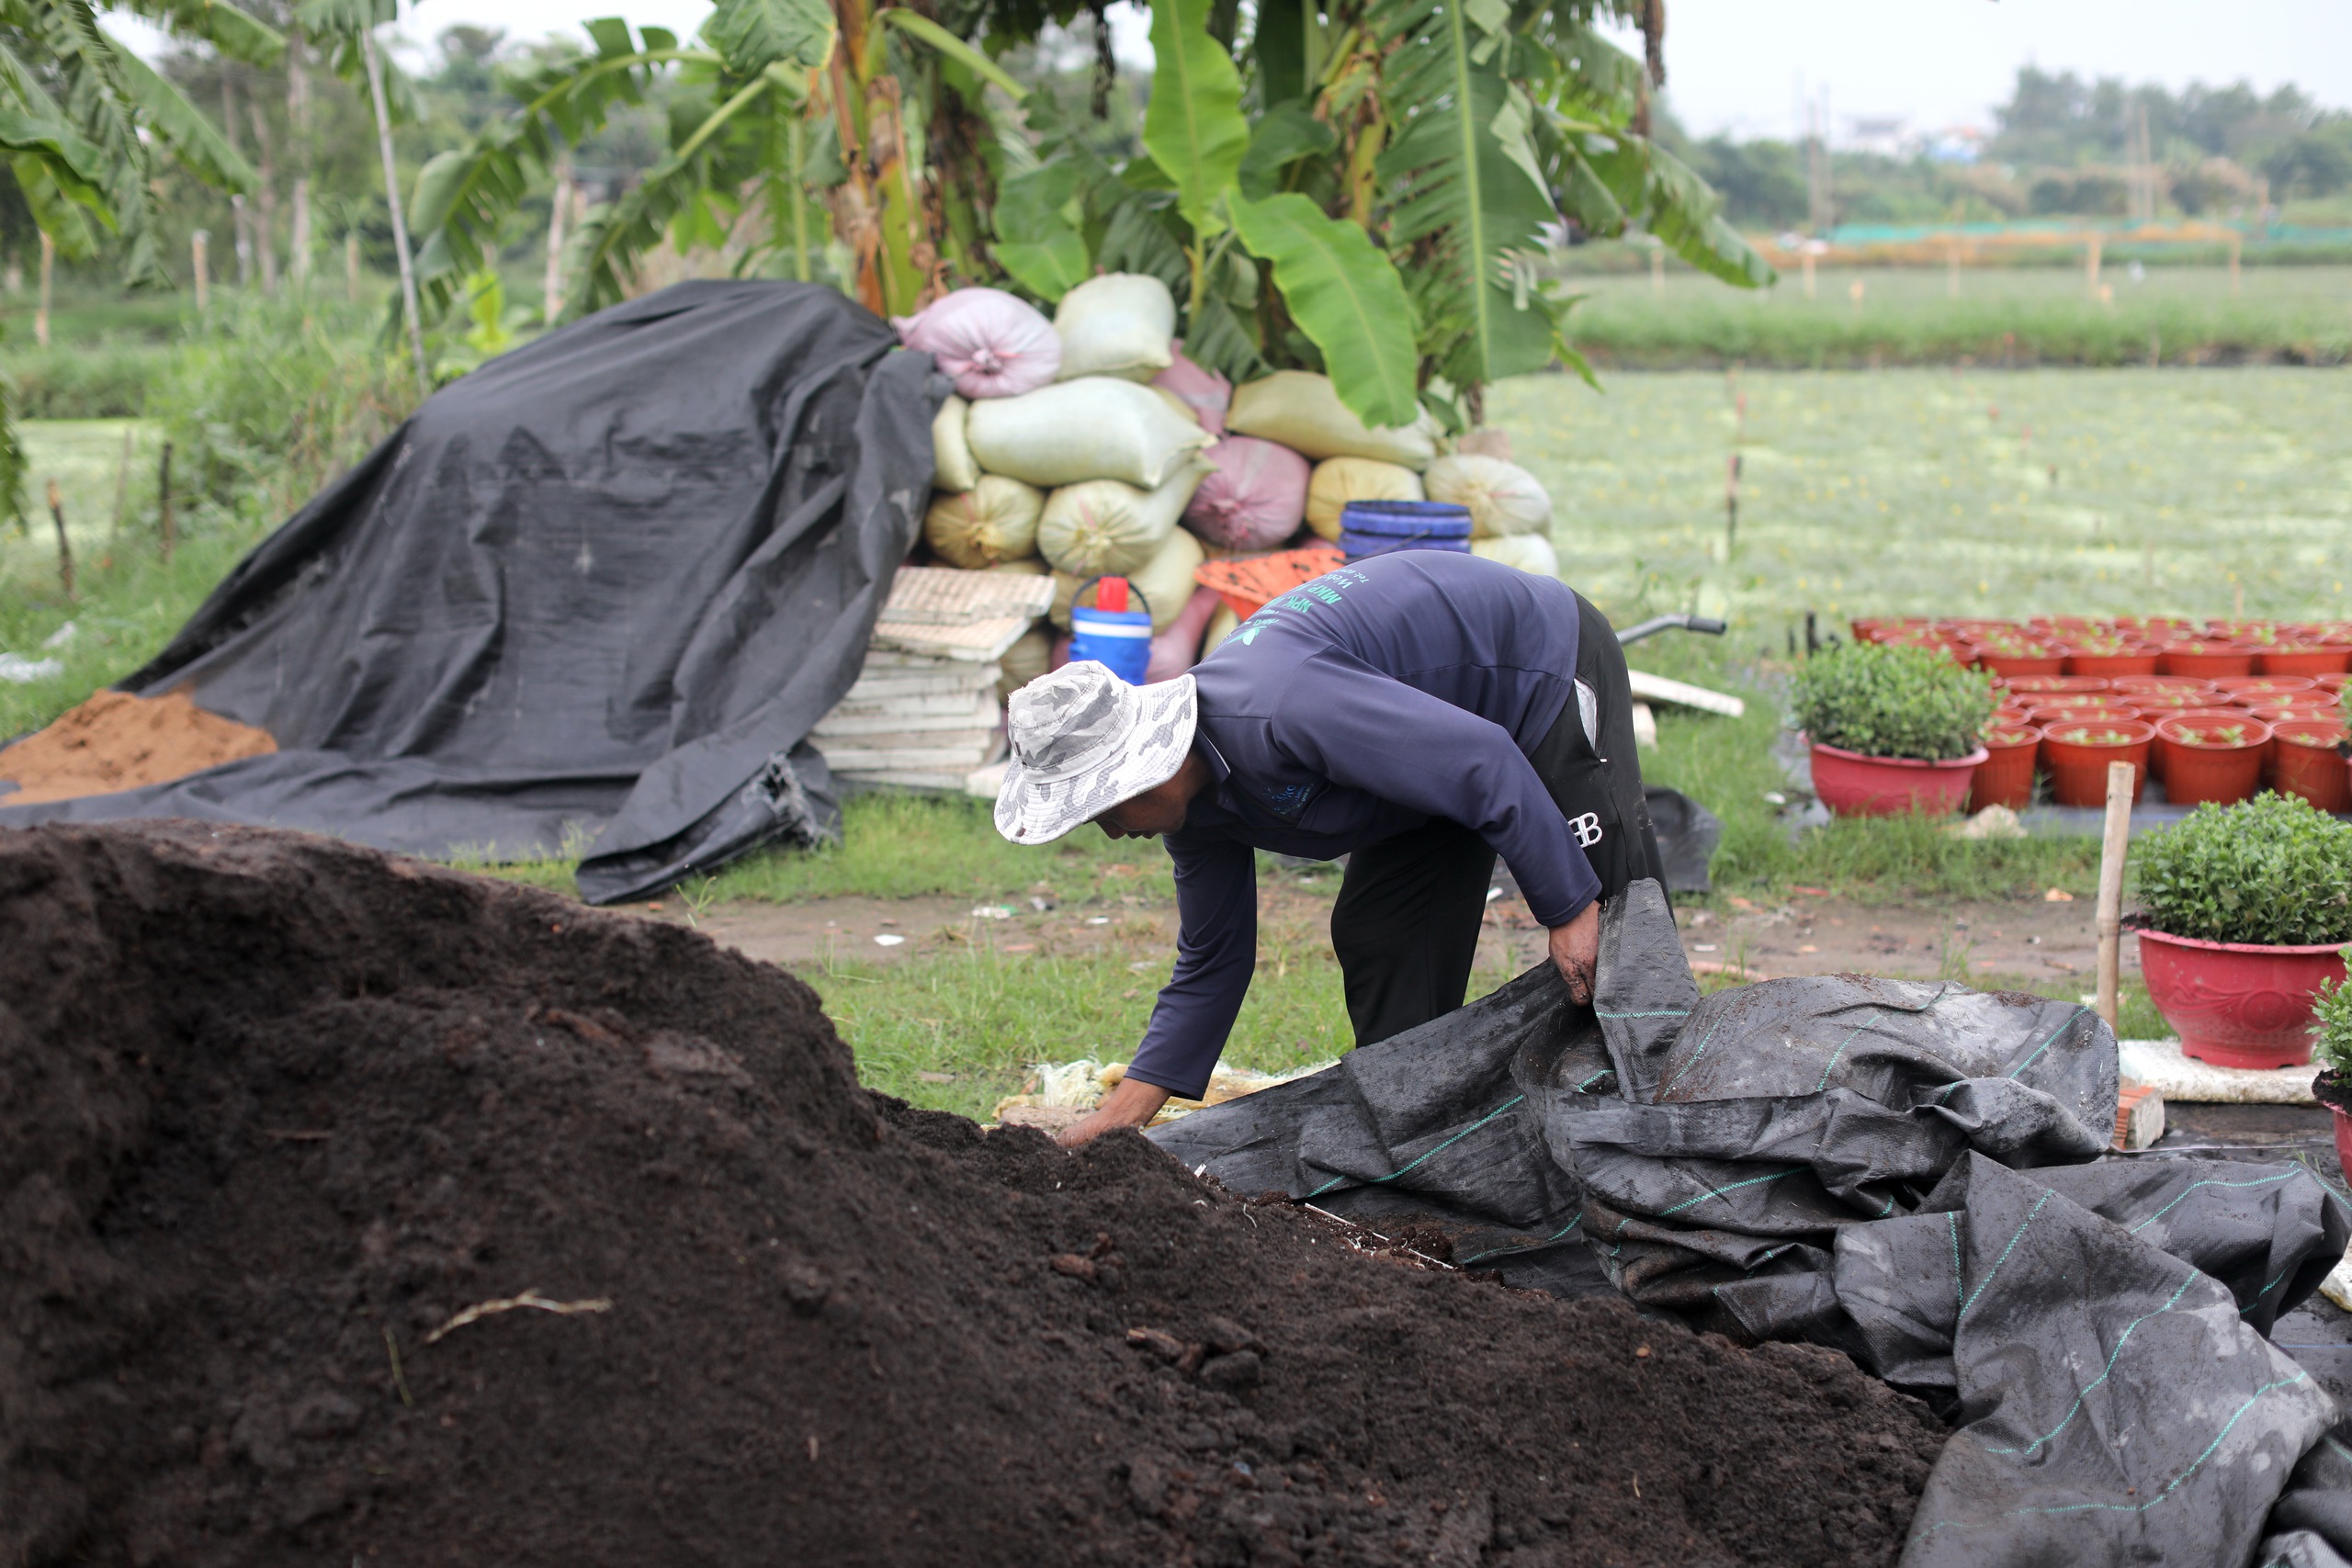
1069, 586, 1154, 684
1338, 501, 1474, 562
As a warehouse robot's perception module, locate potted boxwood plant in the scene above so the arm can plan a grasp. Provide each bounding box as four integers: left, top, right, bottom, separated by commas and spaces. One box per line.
1793, 644, 1994, 817
2132, 794, 2352, 1068
2312, 974, 2352, 1182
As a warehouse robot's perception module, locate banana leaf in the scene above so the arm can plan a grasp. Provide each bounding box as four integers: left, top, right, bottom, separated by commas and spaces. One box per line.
1142, 0, 1248, 240
1229, 191, 1418, 429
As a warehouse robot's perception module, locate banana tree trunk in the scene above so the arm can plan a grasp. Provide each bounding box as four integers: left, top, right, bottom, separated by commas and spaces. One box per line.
360, 27, 430, 394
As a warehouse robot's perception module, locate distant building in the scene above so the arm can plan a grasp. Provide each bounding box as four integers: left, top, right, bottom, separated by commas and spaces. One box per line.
1923, 126, 1986, 165
1846, 115, 1911, 158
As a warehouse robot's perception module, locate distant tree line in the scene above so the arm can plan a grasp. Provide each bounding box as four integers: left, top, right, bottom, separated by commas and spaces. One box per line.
1651, 66, 2351, 233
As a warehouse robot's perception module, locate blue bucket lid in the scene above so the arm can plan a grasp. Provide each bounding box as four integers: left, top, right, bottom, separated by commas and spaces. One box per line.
1340, 500, 1474, 561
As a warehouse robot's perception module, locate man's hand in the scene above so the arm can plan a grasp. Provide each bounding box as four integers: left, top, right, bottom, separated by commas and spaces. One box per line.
1548, 901, 1601, 1005
1055, 1075, 1171, 1147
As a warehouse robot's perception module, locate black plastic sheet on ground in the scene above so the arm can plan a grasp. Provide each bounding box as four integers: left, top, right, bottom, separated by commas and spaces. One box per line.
1155, 881, 2352, 1567
0, 280, 940, 904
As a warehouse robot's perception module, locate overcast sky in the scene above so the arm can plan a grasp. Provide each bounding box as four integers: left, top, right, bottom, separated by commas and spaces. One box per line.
110, 0, 2352, 142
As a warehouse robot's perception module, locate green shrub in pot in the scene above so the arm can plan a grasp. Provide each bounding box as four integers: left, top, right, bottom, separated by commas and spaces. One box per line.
1790, 644, 1996, 761
2133, 794, 2352, 947
2315, 972, 2352, 1077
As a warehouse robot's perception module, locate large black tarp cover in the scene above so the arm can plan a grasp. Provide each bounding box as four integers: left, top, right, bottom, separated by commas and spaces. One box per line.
0, 280, 939, 903
1155, 881, 2352, 1568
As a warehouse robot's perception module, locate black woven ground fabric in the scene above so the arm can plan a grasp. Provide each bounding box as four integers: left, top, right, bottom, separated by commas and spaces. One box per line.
0, 280, 939, 903
1156, 880, 2352, 1568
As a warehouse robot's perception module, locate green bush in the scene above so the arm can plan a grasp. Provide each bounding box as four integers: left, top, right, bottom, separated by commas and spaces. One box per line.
1790, 643, 1995, 761
5, 344, 165, 418
2134, 794, 2352, 946
146, 298, 419, 522
2315, 973, 2352, 1077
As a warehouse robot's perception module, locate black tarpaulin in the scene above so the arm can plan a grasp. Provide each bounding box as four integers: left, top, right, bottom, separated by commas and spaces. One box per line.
1155, 881, 2352, 1567
0, 280, 940, 904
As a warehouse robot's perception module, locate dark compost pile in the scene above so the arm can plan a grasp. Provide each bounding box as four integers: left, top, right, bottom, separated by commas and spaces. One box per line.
2, 823, 1944, 1567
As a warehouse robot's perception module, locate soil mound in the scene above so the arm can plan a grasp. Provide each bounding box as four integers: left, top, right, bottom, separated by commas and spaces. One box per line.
0, 689, 275, 804
1, 823, 1945, 1567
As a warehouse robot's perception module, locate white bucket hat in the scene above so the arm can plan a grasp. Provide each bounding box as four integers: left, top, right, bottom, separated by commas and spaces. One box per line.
993, 661, 1198, 844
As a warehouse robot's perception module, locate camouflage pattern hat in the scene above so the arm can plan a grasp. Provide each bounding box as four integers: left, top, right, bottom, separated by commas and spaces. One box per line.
993, 662, 1198, 844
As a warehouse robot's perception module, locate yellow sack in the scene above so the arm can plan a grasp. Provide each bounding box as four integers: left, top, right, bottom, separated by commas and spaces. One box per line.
1305, 457, 1424, 542
1036, 457, 1212, 578
922, 476, 1044, 568
1227, 370, 1438, 468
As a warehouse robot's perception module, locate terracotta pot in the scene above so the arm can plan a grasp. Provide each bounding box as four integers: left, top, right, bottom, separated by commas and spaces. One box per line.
2256, 645, 2352, 678
2137, 927, 2348, 1070
1969, 726, 2041, 811
2153, 716, 2271, 806
2040, 718, 2154, 806
2158, 641, 2256, 679
1808, 740, 1986, 818
2004, 674, 2111, 696
2061, 646, 2161, 679
2271, 718, 2352, 813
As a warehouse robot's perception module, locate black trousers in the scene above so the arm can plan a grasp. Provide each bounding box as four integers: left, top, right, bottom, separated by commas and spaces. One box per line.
1329, 592, 1663, 1047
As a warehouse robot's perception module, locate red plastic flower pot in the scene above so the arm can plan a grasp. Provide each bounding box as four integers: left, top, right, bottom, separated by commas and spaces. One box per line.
2256, 645, 2352, 678
2040, 719, 2154, 807
2004, 675, 2111, 696
1969, 726, 2042, 812
2217, 675, 2319, 703
2270, 718, 2352, 813
2144, 707, 2254, 783
2319, 674, 2350, 697
2026, 703, 2142, 728
2136, 928, 2348, 1070
2158, 641, 2256, 679
1808, 740, 1987, 818
2112, 675, 2217, 697
2127, 690, 2221, 714
2152, 716, 2272, 806
1973, 647, 2065, 678
2062, 646, 2161, 679
2335, 1104, 2352, 1189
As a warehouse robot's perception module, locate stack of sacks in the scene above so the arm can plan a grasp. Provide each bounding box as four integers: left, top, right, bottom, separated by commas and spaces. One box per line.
811, 566, 1054, 791
898, 276, 1562, 742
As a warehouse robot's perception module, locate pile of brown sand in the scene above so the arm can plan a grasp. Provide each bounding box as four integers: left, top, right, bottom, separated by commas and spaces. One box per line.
0, 688, 276, 803
0, 823, 1947, 1568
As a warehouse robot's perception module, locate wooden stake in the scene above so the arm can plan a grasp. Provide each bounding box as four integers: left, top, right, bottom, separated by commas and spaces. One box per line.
157, 441, 174, 563
2095, 760, 2134, 1031
36, 229, 52, 349
46, 477, 74, 599
192, 230, 210, 311
360, 27, 430, 396
110, 424, 131, 536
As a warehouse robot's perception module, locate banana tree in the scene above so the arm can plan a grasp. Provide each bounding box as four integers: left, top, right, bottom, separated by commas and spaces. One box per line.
0, 0, 281, 522
408, 0, 1770, 429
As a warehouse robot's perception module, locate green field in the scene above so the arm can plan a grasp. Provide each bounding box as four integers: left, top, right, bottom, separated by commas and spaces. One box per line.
1560, 263, 2352, 367
1495, 365, 2352, 633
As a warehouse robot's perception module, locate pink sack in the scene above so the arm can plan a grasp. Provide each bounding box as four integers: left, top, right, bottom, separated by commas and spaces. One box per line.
1151, 344, 1232, 434
891, 288, 1061, 400
1148, 586, 1225, 682
1182, 436, 1309, 550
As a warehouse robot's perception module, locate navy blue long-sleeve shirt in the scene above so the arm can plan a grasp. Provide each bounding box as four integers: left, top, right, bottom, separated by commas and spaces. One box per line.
1126, 551, 1597, 1100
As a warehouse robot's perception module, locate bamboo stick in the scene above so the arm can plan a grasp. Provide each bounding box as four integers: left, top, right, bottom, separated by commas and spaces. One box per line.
2095, 761, 2135, 1030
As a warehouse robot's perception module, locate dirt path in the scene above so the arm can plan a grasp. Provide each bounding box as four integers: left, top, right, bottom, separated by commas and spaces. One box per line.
646, 883, 2125, 996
